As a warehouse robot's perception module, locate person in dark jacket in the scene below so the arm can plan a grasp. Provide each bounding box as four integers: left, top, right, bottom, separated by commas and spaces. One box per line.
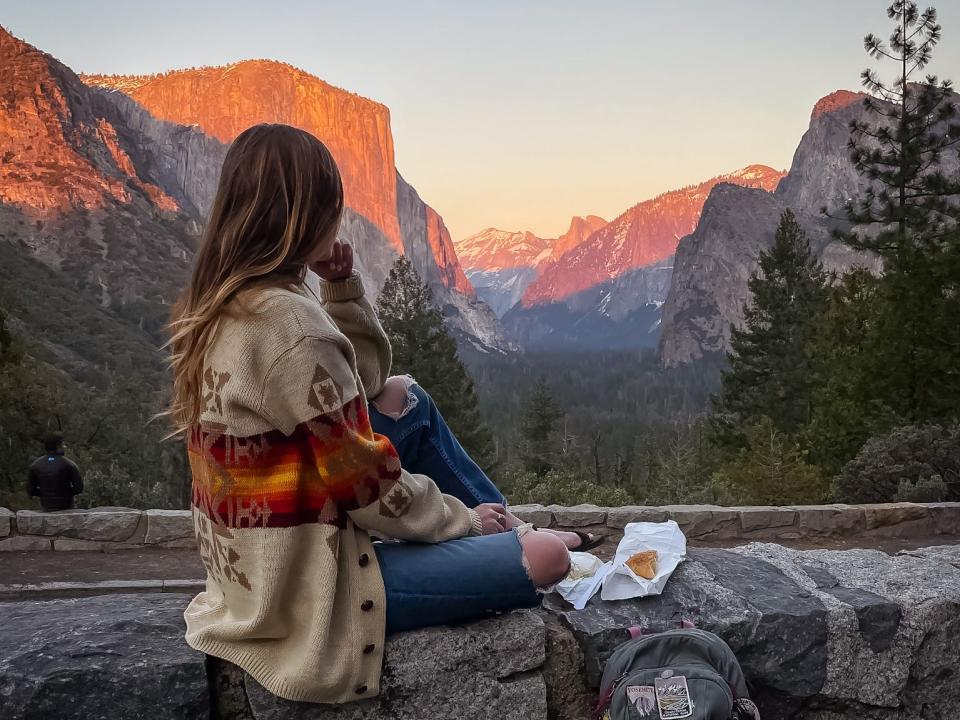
27, 432, 83, 511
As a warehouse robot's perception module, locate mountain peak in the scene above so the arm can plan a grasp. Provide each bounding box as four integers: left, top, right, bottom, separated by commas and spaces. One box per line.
454, 227, 552, 272
84, 58, 403, 250
521, 165, 785, 306
811, 90, 866, 121
0, 25, 181, 214
551, 215, 608, 259
83, 59, 387, 115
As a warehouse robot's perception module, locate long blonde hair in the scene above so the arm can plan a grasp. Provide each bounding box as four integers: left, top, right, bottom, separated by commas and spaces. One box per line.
167, 124, 343, 435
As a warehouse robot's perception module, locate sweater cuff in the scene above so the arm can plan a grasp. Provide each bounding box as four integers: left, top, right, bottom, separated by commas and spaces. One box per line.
318, 271, 364, 302
468, 509, 484, 537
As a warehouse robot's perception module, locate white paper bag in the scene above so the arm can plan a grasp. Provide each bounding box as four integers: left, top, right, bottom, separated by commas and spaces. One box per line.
600, 520, 687, 601
551, 551, 610, 610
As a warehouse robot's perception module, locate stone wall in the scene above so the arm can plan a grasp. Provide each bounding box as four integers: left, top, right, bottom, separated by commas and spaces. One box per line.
0, 507, 194, 551
510, 501, 960, 542
2, 502, 958, 552
2, 543, 959, 719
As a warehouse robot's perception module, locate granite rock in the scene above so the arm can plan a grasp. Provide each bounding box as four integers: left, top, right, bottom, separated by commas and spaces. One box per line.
144, 509, 195, 544
235, 610, 548, 720
861, 503, 928, 530
728, 543, 960, 716
509, 504, 554, 528
791, 505, 865, 536
546, 542, 960, 719
0, 507, 14, 537
738, 506, 797, 532
16, 507, 142, 541
605, 506, 669, 529
898, 544, 960, 569
548, 504, 607, 527
535, 609, 593, 720
927, 502, 960, 535
0, 535, 52, 551
0, 593, 208, 719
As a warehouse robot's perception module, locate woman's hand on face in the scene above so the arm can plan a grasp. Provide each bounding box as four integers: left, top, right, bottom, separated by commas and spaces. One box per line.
311, 241, 353, 282
476, 502, 508, 535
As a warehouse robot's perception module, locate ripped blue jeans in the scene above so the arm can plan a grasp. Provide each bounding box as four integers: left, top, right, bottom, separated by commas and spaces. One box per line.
368, 379, 505, 507
367, 380, 539, 634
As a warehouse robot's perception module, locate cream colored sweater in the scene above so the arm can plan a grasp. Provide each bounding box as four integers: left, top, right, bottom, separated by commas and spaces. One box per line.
184, 270, 481, 703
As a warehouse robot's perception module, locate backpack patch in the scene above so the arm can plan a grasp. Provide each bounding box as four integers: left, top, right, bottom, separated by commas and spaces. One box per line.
655, 674, 693, 719
626, 685, 657, 716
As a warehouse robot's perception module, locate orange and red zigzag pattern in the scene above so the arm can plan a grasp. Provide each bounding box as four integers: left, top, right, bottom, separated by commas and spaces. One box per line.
188, 395, 401, 529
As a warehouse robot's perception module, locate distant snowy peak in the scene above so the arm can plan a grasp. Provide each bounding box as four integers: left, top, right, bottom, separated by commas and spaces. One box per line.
454, 214, 607, 273
453, 228, 551, 272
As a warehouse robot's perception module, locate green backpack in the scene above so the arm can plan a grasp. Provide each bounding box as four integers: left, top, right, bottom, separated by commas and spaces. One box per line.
595, 627, 760, 720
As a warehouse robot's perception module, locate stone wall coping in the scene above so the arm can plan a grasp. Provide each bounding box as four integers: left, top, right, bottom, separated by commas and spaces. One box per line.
0, 502, 957, 548
510, 501, 959, 540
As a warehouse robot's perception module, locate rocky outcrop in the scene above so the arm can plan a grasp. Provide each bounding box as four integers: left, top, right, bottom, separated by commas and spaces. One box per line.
0, 27, 506, 354
3, 543, 960, 719
396, 175, 509, 352
0, 593, 209, 719
546, 543, 960, 719
658, 185, 843, 363
550, 214, 608, 260
85, 87, 228, 218
84, 61, 404, 252
82, 56, 506, 352
0, 27, 204, 326
659, 89, 960, 366
522, 165, 784, 307
0, 28, 179, 214
500, 166, 782, 351
454, 215, 607, 319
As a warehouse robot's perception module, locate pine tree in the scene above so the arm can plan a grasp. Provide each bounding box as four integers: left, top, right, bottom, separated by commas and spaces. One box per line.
835, 1, 960, 422
712, 210, 827, 445
517, 377, 563, 476
710, 418, 827, 506
803, 269, 900, 474
374, 256, 495, 467
844, 2, 960, 244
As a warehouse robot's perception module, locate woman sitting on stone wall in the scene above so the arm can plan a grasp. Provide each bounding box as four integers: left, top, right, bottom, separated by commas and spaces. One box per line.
165, 123, 588, 704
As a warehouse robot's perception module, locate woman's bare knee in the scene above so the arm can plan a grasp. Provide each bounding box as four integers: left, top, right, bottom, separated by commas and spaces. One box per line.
520, 531, 570, 588
373, 375, 412, 418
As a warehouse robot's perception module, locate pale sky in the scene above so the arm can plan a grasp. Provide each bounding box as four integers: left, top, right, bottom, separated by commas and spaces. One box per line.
5, 1, 960, 240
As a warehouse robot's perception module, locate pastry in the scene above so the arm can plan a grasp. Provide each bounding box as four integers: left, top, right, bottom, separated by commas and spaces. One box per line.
625, 549, 658, 579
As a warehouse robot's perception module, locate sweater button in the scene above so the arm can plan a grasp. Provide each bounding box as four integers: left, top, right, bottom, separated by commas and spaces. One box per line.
361, 600, 374, 611
355, 684, 368, 695
358, 553, 369, 567
363, 643, 375, 654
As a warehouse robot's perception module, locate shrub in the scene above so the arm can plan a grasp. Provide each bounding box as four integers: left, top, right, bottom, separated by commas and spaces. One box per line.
498, 467, 633, 507
833, 425, 960, 503
894, 475, 948, 503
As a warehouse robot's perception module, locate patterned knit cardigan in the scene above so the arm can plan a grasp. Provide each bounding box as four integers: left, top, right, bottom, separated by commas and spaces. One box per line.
184, 271, 482, 703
